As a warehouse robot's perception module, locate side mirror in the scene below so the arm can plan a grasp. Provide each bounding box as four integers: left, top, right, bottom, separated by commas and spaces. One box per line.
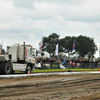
36, 50, 38, 56
9, 54, 12, 60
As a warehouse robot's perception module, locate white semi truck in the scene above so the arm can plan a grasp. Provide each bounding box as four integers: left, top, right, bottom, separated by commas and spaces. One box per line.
0, 42, 36, 74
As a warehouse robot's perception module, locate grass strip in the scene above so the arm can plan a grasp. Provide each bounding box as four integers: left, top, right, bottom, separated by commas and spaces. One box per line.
15, 68, 100, 73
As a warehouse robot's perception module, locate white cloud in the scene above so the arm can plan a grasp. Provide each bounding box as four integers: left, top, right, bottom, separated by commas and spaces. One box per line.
12, 0, 34, 9
0, 0, 100, 57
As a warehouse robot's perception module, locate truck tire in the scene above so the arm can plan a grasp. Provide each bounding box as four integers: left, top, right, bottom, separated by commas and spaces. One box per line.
0, 62, 5, 74
4, 62, 13, 74
25, 64, 31, 74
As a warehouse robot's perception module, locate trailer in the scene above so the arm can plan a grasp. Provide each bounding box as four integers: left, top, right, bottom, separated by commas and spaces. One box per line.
0, 42, 36, 74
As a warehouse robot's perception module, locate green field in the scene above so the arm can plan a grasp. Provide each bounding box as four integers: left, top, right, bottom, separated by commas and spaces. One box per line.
33, 69, 100, 72
15, 68, 100, 73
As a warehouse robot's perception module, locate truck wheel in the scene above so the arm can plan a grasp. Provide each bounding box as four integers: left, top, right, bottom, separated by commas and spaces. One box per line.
0, 63, 5, 74
4, 62, 13, 74
25, 64, 31, 74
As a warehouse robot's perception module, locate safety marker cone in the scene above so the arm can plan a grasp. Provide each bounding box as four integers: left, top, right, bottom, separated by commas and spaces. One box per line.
97, 69, 99, 71
28, 71, 30, 74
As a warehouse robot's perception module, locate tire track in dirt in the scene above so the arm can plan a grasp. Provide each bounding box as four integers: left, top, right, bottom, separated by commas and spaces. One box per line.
0, 74, 100, 100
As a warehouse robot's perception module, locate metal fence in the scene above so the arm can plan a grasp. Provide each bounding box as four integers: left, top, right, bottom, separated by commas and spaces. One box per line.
36, 62, 100, 69
40, 63, 60, 69
62, 62, 100, 69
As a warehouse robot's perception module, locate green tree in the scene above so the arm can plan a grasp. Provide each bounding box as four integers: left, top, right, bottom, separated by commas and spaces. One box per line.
42, 33, 60, 54
75, 35, 98, 57
1, 49, 5, 54
59, 36, 75, 57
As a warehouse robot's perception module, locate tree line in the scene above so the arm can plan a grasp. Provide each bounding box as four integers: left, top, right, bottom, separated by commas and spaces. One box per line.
42, 33, 98, 58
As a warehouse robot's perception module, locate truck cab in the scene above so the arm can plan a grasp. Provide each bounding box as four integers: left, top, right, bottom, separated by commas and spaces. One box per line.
0, 42, 36, 74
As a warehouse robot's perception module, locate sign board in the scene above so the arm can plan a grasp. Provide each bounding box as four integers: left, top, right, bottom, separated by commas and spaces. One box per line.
13, 63, 27, 71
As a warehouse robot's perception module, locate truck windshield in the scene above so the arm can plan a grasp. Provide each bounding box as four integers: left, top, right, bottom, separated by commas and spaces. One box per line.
30, 48, 35, 56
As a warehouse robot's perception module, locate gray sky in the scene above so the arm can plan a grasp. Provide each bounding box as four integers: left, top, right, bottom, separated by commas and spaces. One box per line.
0, 0, 100, 57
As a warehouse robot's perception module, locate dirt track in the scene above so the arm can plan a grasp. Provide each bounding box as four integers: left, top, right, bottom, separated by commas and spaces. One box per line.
0, 74, 100, 100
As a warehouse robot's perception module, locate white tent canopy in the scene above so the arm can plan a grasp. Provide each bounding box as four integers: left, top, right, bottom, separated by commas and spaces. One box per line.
37, 51, 50, 58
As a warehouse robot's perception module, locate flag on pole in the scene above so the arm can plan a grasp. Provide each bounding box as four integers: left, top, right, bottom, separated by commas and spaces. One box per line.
0, 44, 2, 49
55, 44, 58, 55
39, 37, 43, 52
73, 40, 75, 50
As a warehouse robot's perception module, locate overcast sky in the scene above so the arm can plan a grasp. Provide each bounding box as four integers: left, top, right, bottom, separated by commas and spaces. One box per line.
0, 0, 100, 57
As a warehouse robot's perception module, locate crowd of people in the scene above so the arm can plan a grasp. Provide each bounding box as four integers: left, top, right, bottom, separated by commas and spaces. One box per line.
35, 57, 100, 69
